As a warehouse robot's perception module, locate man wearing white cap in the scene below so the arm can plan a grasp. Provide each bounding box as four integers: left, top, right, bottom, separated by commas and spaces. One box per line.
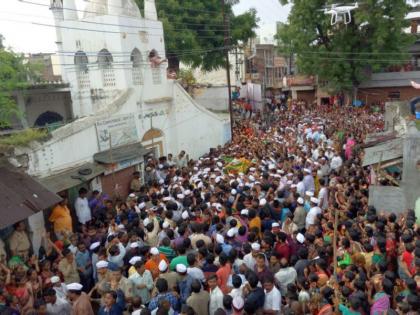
303, 168, 315, 193
175, 263, 194, 305
293, 197, 307, 231
145, 247, 169, 279
306, 197, 322, 229
153, 260, 180, 296
50, 275, 68, 300
243, 242, 261, 270
67, 283, 94, 315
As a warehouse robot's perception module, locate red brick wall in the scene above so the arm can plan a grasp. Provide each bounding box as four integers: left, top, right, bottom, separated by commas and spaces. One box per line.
101, 166, 135, 200
359, 86, 420, 105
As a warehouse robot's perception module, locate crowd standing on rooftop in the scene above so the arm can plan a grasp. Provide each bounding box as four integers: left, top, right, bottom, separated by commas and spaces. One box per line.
0, 100, 419, 315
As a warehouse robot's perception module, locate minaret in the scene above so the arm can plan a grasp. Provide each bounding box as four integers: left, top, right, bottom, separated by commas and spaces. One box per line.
50, 0, 64, 21
63, 0, 78, 20
144, 0, 157, 20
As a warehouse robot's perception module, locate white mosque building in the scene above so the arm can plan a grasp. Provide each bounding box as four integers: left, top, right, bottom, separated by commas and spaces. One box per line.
14, 0, 230, 196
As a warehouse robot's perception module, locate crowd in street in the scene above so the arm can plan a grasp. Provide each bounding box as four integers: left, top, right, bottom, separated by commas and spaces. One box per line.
0, 101, 419, 315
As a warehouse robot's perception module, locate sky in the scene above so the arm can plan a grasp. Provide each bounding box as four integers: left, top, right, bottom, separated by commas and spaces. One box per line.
0, 0, 291, 53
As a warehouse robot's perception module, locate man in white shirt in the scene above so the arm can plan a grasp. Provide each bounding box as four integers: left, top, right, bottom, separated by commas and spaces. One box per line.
263, 275, 281, 315
330, 151, 343, 171
208, 274, 224, 315
274, 258, 297, 296
318, 179, 329, 210
306, 197, 322, 229
44, 288, 71, 315
74, 188, 91, 225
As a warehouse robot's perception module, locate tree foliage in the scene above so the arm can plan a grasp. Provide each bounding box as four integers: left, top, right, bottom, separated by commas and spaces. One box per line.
135, 0, 258, 71
0, 41, 41, 128
277, 0, 414, 94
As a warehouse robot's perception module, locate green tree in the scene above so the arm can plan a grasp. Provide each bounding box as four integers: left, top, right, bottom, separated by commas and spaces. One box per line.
277, 0, 414, 99
135, 0, 258, 71
0, 40, 41, 128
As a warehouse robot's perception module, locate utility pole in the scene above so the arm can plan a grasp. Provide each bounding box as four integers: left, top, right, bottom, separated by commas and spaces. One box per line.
221, 0, 234, 141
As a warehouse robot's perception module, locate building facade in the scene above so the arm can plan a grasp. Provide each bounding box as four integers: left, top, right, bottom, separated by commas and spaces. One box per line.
12, 0, 230, 197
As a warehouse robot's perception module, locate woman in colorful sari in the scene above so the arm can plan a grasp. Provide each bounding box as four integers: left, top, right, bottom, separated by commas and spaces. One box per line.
345, 134, 356, 160
368, 277, 392, 315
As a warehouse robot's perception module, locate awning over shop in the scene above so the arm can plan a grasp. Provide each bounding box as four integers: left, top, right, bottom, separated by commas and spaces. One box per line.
93, 142, 153, 164
38, 162, 106, 193
0, 166, 62, 229
362, 138, 403, 167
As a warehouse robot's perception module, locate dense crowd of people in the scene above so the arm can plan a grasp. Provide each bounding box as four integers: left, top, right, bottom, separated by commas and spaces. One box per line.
0, 101, 419, 315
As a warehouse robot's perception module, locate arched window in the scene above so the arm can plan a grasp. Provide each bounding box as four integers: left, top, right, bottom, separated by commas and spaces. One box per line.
74, 51, 90, 90
98, 49, 115, 87
131, 48, 143, 85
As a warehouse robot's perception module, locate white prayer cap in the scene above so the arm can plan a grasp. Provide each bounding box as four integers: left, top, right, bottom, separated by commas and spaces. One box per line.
129, 256, 142, 265
138, 202, 146, 210
197, 182, 204, 189
297, 197, 304, 205
251, 243, 261, 251
89, 242, 100, 251
296, 233, 305, 244
184, 190, 191, 196
259, 198, 267, 206
249, 167, 256, 172
129, 193, 136, 198
277, 169, 285, 174
210, 174, 216, 179
217, 162, 223, 168
233, 296, 244, 310
163, 196, 171, 202
150, 247, 159, 256
204, 167, 211, 173
143, 218, 151, 226
162, 221, 170, 229
272, 222, 280, 228
216, 234, 225, 244
193, 166, 198, 171
182, 211, 189, 220
231, 189, 237, 195
129, 242, 139, 249
249, 175, 255, 182
158, 260, 168, 272
66, 283, 83, 291
305, 191, 314, 197
291, 184, 297, 189
159, 179, 165, 185
176, 264, 187, 273
310, 197, 319, 204
268, 164, 276, 170
96, 260, 109, 269
227, 228, 237, 238
240, 209, 249, 216
303, 168, 311, 173
287, 173, 294, 177
50, 276, 60, 284
286, 180, 293, 185
177, 194, 185, 200
117, 224, 125, 230
215, 177, 221, 183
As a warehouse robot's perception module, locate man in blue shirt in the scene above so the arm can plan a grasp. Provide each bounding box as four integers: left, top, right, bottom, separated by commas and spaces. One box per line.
149, 278, 180, 312
75, 242, 93, 291
98, 290, 125, 315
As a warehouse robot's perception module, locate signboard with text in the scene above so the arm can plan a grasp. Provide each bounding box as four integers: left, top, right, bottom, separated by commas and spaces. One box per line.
96, 114, 138, 151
